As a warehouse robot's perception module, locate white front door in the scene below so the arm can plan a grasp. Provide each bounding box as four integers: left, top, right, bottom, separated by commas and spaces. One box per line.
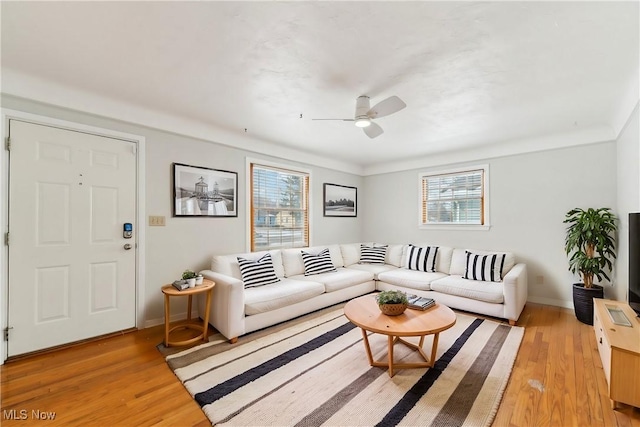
7, 120, 137, 357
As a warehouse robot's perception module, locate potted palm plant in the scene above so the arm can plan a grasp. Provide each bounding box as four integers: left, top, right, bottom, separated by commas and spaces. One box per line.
564, 207, 617, 325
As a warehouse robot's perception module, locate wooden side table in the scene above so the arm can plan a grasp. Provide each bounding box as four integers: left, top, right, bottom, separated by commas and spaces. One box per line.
162, 279, 215, 347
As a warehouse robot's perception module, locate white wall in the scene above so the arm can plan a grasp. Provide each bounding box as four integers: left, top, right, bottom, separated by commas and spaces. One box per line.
615, 103, 640, 303
1, 93, 631, 328
362, 142, 618, 308
1, 95, 363, 325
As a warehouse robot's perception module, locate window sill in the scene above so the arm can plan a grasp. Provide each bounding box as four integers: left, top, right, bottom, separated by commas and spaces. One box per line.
419, 224, 491, 231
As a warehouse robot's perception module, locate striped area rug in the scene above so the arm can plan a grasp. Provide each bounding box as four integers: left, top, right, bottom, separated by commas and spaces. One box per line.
167, 308, 524, 426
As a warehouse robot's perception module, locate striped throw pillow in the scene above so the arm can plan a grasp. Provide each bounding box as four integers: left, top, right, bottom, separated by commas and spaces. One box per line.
359, 244, 387, 264
464, 251, 506, 282
301, 248, 337, 275
237, 253, 280, 288
405, 244, 439, 272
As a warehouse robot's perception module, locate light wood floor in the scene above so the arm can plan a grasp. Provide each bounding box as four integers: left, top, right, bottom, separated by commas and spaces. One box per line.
1, 303, 639, 426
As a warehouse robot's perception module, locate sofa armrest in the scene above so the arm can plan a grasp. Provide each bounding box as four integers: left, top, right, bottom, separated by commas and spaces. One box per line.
502, 263, 528, 325
198, 270, 245, 341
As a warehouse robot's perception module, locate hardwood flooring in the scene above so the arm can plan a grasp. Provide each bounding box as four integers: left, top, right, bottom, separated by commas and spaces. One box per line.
1, 303, 639, 426
492, 303, 639, 427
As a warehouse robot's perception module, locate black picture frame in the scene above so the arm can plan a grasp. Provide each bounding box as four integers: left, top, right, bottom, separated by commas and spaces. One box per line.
323, 183, 357, 217
172, 163, 238, 217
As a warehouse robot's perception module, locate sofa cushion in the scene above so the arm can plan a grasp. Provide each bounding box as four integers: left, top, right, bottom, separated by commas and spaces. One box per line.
340, 243, 364, 266
212, 250, 285, 279
430, 275, 504, 304
404, 244, 438, 272
340, 242, 392, 266
463, 251, 506, 282
244, 278, 325, 315
301, 248, 337, 275
359, 244, 387, 264
282, 245, 344, 277
377, 269, 447, 291
347, 263, 398, 280
293, 268, 374, 293
385, 244, 404, 267
237, 253, 280, 288
450, 248, 515, 277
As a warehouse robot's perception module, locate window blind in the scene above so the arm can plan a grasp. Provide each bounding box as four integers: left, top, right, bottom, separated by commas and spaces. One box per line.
420, 169, 484, 225
251, 163, 309, 250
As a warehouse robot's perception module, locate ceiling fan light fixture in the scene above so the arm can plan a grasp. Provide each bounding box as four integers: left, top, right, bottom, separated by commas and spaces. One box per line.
354, 96, 372, 128
312, 94, 404, 139
355, 117, 371, 128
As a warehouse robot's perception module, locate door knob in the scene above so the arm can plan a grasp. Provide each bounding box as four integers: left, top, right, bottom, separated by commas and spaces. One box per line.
124, 244, 132, 250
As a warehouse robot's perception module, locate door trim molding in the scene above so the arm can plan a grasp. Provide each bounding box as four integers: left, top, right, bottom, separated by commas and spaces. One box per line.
0, 109, 146, 364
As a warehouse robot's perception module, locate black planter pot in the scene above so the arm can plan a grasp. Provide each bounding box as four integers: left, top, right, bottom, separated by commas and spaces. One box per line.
572, 283, 604, 325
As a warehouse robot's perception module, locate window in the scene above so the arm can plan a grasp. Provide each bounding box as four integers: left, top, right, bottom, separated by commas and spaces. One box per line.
250, 162, 309, 250
419, 166, 489, 228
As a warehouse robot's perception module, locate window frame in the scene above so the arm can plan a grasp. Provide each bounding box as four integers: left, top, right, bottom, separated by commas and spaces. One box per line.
246, 158, 312, 251
418, 164, 491, 231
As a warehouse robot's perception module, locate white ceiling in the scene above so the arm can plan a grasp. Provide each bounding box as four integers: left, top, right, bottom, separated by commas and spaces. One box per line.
2, 1, 639, 175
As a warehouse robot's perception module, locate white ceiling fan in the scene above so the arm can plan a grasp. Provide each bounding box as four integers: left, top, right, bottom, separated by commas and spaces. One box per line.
313, 95, 407, 139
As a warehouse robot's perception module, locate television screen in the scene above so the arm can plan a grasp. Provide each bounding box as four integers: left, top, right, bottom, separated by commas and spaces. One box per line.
629, 213, 640, 315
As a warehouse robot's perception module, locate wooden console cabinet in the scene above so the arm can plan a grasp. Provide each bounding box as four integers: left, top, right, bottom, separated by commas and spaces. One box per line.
593, 299, 640, 408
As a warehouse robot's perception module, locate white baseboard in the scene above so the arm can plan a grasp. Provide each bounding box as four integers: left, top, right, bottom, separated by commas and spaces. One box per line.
144, 309, 200, 328
527, 296, 573, 310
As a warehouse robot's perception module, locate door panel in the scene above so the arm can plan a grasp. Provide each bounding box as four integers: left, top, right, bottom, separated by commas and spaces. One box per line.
90, 261, 118, 313
91, 185, 118, 243
37, 182, 71, 245
36, 266, 70, 322
8, 120, 137, 356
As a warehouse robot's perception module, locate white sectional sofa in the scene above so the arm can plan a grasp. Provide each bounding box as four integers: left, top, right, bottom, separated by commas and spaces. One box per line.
198, 243, 528, 342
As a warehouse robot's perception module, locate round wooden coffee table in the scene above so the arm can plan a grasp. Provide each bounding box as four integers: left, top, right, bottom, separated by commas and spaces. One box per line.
344, 294, 456, 377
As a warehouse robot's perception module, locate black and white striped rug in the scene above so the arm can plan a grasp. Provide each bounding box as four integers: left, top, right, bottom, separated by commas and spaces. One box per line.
167, 308, 524, 426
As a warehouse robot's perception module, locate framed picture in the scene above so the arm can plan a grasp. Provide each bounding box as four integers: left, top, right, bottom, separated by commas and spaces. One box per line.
173, 163, 237, 217
323, 183, 357, 217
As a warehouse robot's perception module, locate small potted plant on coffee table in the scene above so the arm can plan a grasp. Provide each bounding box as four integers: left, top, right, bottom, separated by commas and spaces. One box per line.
375, 290, 409, 316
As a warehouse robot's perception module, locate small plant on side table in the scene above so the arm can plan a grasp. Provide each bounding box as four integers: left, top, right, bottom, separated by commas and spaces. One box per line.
182, 270, 197, 288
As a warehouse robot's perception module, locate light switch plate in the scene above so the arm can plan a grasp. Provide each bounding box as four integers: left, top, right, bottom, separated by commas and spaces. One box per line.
149, 215, 166, 226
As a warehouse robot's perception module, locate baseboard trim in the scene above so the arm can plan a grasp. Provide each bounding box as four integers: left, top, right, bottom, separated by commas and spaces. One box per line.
6, 327, 137, 363
527, 296, 573, 310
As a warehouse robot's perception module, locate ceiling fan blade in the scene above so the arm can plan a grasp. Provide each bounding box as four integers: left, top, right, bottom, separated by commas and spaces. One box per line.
311, 118, 355, 121
368, 96, 406, 119
363, 122, 384, 138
